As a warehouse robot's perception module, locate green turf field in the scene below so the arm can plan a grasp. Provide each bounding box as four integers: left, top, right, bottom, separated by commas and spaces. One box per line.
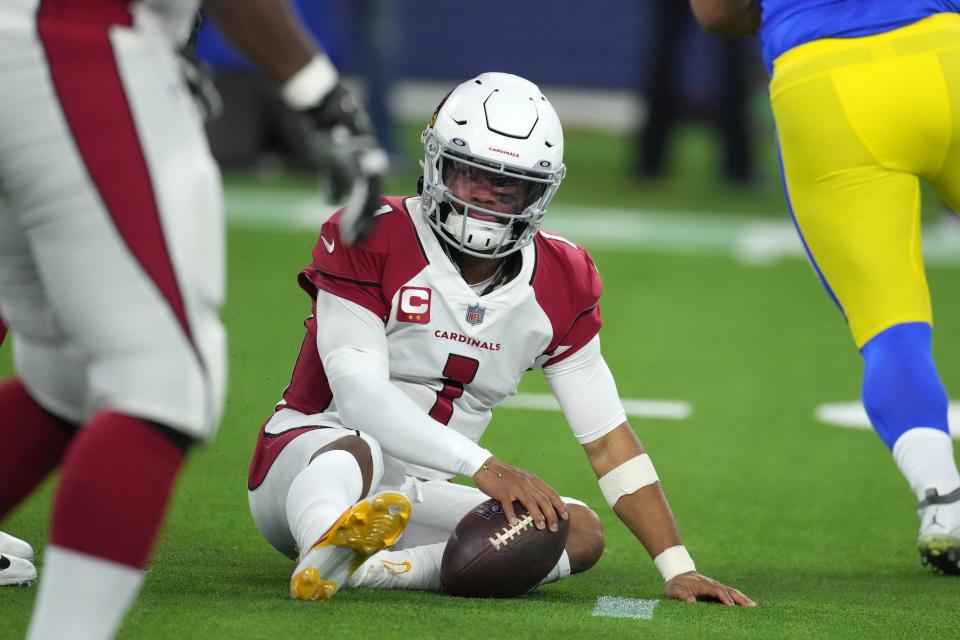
4, 124, 960, 638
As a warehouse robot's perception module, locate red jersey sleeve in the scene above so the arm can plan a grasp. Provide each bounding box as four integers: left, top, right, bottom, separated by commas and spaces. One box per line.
297, 196, 427, 322
531, 231, 603, 367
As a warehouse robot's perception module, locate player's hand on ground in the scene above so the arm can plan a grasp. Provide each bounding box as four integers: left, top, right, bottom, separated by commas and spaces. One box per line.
472, 457, 569, 532
665, 571, 757, 607
302, 82, 388, 245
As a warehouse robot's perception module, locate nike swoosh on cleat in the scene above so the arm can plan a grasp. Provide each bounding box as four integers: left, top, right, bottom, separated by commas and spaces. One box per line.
321, 236, 335, 253
380, 559, 412, 575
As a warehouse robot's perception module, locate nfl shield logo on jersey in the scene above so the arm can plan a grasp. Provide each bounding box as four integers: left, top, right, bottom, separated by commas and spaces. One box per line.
465, 304, 485, 326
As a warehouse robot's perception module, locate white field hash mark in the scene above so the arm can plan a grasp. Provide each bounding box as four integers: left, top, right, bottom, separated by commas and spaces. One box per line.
502, 393, 691, 421
816, 401, 960, 439
592, 596, 660, 620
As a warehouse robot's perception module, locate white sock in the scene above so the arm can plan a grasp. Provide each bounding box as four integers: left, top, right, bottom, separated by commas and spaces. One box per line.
347, 542, 446, 591
27, 545, 143, 640
892, 427, 960, 501
538, 549, 571, 586
285, 450, 364, 556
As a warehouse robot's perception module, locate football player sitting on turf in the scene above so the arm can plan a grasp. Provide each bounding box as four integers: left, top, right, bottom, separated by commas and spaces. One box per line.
247, 72, 755, 606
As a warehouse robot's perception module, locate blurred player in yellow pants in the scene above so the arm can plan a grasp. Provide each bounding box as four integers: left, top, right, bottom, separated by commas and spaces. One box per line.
691, 1, 960, 574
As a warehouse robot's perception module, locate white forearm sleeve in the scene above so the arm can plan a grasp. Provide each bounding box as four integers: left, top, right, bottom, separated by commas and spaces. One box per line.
315, 289, 492, 477
544, 336, 627, 444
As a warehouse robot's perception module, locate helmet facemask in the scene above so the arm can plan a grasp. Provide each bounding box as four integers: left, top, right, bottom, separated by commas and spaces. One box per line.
421, 129, 564, 259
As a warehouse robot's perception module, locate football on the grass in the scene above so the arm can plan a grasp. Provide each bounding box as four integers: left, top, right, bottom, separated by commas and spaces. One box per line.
440, 498, 570, 597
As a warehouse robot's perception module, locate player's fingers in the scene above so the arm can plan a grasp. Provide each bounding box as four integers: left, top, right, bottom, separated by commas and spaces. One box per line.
549, 491, 568, 522
711, 586, 735, 606
339, 174, 380, 245
727, 587, 757, 608
665, 581, 695, 603
531, 476, 568, 521
693, 581, 734, 606
500, 493, 520, 526
355, 174, 381, 239
514, 490, 548, 530
677, 578, 731, 605
530, 487, 560, 532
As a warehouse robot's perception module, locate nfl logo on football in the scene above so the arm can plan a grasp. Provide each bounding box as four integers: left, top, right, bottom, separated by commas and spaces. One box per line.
465, 304, 485, 326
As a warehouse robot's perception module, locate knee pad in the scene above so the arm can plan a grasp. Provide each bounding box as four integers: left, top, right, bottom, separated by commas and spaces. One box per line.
861, 322, 948, 449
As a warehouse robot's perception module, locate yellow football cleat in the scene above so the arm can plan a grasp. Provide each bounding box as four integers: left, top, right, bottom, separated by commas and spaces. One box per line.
290, 492, 411, 601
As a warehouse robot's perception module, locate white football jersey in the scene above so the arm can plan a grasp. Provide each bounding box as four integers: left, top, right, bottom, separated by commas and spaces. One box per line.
281, 196, 603, 479
133, 0, 203, 45
0, 0, 200, 46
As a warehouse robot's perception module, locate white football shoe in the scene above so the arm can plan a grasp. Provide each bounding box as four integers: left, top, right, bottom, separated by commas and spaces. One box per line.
290, 492, 411, 602
0, 531, 34, 561
0, 553, 37, 587
917, 487, 960, 575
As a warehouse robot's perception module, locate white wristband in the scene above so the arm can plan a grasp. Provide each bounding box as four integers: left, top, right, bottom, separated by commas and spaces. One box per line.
597, 454, 658, 507
654, 545, 696, 582
281, 55, 339, 110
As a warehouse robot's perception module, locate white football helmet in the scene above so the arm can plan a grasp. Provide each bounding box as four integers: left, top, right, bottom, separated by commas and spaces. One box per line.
420, 72, 565, 258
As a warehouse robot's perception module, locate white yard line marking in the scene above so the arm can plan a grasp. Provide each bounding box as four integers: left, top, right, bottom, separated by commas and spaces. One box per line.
592, 596, 660, 620
222, 187, 758, 253
816, 401, 960, 439
503, 393, 690, 421
224, 185, 960, 268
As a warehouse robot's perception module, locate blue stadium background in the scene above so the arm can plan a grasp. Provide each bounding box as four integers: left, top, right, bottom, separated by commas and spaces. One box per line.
197, 0, 756, 95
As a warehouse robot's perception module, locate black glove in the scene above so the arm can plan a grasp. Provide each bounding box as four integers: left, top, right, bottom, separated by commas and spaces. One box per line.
302, 82, 388, 245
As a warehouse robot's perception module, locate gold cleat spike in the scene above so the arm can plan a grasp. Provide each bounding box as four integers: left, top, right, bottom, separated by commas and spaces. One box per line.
289, 567, 338, 601
290, 492, 412, 601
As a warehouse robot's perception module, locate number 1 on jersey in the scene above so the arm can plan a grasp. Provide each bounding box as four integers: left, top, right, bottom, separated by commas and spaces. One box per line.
429, 354, 480, 425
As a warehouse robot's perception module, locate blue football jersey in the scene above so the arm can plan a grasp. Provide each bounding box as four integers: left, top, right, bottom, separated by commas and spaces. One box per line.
759, 0, 960, 71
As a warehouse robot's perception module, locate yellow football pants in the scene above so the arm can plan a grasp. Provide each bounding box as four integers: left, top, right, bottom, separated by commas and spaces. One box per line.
771, 13, 960, 348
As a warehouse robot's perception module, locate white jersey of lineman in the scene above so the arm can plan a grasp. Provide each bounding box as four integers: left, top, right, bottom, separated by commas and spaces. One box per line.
0, 1, 200, 46
0, 0, 224, 438
267, 196, 603, 482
